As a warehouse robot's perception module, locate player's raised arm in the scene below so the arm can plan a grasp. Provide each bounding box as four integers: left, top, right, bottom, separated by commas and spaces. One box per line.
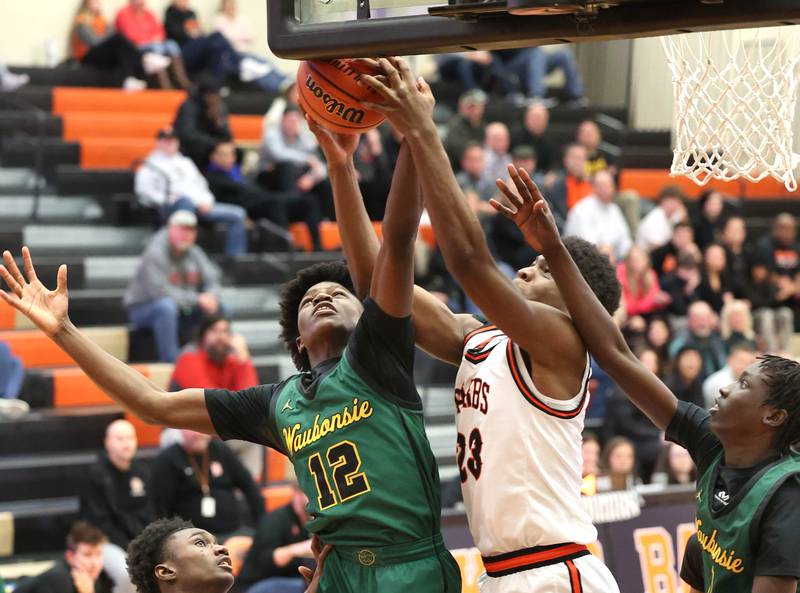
308, 109, 475, 365
493, 166, 678, 430
360, 57, 579, 371
0, 248, 214, 433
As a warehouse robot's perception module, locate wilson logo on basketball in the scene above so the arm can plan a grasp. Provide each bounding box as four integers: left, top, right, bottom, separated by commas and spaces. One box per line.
304, 75, 365, 124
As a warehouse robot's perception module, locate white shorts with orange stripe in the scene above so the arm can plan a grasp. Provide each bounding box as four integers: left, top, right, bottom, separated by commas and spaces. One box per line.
477, 555, 620, 593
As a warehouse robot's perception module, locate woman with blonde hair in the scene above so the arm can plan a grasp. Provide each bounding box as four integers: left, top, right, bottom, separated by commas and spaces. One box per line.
719, 298, 757, 352
616, 245, 670, 319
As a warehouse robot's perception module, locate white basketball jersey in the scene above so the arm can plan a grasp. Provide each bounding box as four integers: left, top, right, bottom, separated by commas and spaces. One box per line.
455, 324, 597, 557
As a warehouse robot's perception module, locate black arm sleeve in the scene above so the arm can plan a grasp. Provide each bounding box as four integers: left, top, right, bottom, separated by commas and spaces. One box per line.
151, 451, 177, 520
345, 297, 420, 409
204, 384, 287, 455
666, 401, 723, 478
78, 470, 127, 548
753, 477, 800, 578
216, 442, 265, 524
680, 533, 704, 591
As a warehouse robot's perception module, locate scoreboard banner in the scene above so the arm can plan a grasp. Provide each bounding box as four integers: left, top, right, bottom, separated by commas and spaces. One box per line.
442, 485, 697, 593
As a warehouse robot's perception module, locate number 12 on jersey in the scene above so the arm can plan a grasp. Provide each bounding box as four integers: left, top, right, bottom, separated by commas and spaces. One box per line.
308, 440, 372, 510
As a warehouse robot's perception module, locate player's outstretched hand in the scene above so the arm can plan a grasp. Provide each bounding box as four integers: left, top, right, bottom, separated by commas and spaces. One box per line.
0, 247, 69, 337
357, 56, 435, 136
298, 535, 332, 593
493, 164, 562, 253
305, 113, 360, 168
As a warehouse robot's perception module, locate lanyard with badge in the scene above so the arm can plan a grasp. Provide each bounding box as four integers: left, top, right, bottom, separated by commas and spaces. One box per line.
188, 450, 216, 518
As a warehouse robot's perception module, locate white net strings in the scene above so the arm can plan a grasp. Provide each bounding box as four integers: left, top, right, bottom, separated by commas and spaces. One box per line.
662, 27, 800, 191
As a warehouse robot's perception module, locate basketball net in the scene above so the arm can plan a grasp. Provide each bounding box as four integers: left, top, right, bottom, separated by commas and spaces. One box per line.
662, 27, 800, 191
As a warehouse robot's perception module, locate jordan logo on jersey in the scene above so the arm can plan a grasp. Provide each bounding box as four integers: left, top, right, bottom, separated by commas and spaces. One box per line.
455, 377, 490, 414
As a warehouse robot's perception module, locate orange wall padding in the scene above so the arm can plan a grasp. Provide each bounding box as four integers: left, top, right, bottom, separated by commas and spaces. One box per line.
0, 329, 73, 367
53, 87, 186, 115
0, 301, 14, 330
53, 365, 150, 408
619, 168, 799, 199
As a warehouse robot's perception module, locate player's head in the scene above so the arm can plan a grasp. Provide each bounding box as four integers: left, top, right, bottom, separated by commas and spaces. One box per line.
280, 261, 360, 371
711, 354, 800, 454
513, 237, 620, 316
65, 522, 106, 581
128, 518, 233, 593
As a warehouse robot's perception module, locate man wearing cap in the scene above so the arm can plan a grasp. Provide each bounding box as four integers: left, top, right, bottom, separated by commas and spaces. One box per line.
124, 210, 223, 362
443, 89, 487, 168
135, 127, 248, 258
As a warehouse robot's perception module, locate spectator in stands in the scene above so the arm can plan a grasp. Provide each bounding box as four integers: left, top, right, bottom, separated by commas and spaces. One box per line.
719, 298, 757, 352
124, 210, 222, 363
115, 0, 190, 89
168, 313, 262, 479
490, 47, 585, 105
646, 317, 672, 372
669, 301, 727, 379
580, 431, 601, 496
0, 340, 25, 400
597, 437, 637, 492
237, 482, 312, 593
636, 185, 688, 251
576, 120, 614, 176
15, 522, 112, 593
701, 342, 758, 409
481, 122, 512, 191
207, 141, 322, 251
720, 215, 750, 298
435, 51, 498, 95
650, 222, 697, 277
153, 430, 264, 539
80, 420, 154, 593
756, 212, 800, 279
258, 107, 330, 217
603, 348, 664, 483
173, 80, 233, 168
71, 0, 156, 91
512, 102, 554, 173
543, 143, 591, 225
443, 89, 488, 168
665, 346, 705, 407
564, 170, 631, 260
652, 442, 696, 486
0, 62, 28, 92
660, 249, 702, 317
692, 190, 729, 250
745, 260, 794, 353
353, 129, 392, 220
616, 246, 670, 319
135, 127, 248, 258
697, 243, 733, 313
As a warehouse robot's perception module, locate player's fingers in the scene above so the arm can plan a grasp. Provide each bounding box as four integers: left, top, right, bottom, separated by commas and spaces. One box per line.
359, 99, 392, 115
350, 57, 381, 72
358, 74, 394, 104
507, 165, 532, 201
0, 265, 22, 296
298, 566, 313, 584
56, 264, 68, 294
377, 57, 402, 90
317, 544, 332, 566
495, 179, 524, 208
518, 168, 544, 203
21, 246, 38, 282
489, 198, 517, 219
2, 251, 25, 288
391, 56, 416, 88
0, 289, 24, 310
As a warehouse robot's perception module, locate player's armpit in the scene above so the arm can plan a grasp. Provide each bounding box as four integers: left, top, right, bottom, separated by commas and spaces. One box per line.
752, 575, 798, 593
412, 285, 481, 366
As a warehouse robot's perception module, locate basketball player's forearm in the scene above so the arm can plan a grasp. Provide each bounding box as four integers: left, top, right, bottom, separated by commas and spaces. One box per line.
328, 162, 379, 298
544, 242, 677, 429
52, 321, 169, 423
752, 575, 798, 593
405, 125, 494, 275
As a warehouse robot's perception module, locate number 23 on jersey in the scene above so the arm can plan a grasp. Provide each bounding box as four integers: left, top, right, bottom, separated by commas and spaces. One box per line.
308, 440, 372, 510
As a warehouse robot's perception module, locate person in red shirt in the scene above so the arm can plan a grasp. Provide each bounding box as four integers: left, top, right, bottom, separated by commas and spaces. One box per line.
115, 0, 190, 89
167, 313, 263, 479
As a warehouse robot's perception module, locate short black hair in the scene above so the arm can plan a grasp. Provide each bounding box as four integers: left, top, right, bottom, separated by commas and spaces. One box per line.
67, 521, 106, 551
758, 354, 800, 453
197, 313, 229, 342
279, 261, 355, 371
127, 518, 193, 593
561, 236, 621, 315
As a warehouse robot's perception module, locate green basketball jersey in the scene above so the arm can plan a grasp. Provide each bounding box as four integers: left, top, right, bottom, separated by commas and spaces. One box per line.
695, 452, 800, 592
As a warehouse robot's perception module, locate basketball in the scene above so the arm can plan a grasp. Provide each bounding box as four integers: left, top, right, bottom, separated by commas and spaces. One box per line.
296, 59, 385, 135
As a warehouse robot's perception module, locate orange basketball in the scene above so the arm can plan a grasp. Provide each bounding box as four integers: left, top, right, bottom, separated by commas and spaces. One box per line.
296, 59, 385, 135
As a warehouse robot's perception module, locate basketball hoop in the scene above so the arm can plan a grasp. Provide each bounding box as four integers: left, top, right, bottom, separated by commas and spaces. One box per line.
662, 27, 800, 192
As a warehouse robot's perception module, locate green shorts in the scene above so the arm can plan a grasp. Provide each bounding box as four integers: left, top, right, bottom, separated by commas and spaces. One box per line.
318, 533, 462, 593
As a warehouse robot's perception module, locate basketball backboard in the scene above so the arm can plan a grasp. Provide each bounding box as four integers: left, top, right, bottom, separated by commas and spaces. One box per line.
267, 0, 800, 59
